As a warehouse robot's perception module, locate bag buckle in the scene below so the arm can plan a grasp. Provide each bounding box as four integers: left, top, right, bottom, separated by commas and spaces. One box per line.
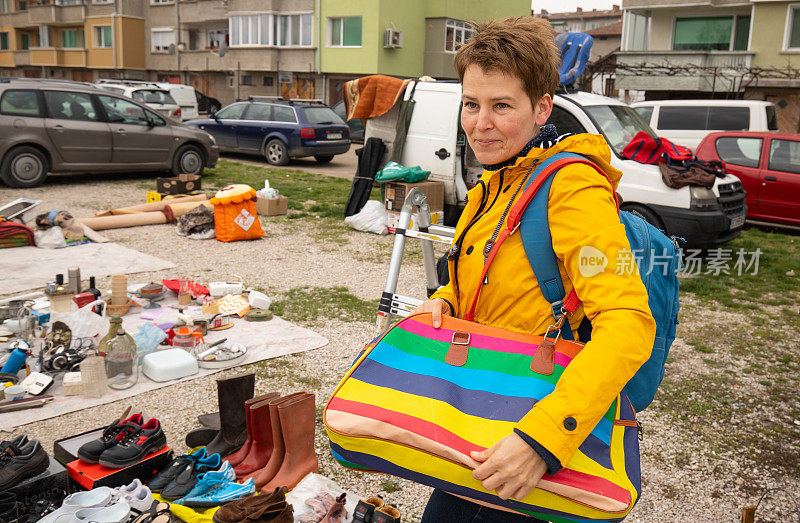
543, 313, 567, 342
451, 331, 470, 346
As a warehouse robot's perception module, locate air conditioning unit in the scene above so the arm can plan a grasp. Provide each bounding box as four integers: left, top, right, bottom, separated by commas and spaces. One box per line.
383, 28, 403, 49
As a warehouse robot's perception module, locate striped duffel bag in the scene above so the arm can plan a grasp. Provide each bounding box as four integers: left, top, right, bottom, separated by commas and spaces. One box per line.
324, 312, 642, 522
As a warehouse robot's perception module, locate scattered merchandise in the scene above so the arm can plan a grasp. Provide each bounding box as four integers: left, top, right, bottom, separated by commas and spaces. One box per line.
77, 412, 146, 464
176, 204, 216, 239
97, 418, 167, 469
0, 435, 49, 490
209, 185, 265, 243
208, 279, 244, 298
105, 326, 139, 390
216, 294, 251, 317
353, 497, 385, 523
383, 180, 444, 212
247, 290, 272, 311
157, 173, 202, 195
344, 200, 389, 235
141, 348, 199, 382
204, 374, 255, 457
244, 309, 272, 322
158, 450, 222, 501
197, 343, 247, 369
375, 161, 430, 184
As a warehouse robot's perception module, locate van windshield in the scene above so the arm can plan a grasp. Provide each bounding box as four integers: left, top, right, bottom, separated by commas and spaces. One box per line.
584, 105, 658, 156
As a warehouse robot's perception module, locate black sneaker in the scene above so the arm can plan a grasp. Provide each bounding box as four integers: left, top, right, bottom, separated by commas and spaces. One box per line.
0, 492, 19, 523
0, 439, 49, 490
78, 413, 144, 464
160, 450, 221, 500
149, 447, 207, 493
98, 418, 167, 469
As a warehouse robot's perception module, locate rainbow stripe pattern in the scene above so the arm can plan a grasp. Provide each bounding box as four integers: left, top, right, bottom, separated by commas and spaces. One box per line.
325, 313, 641, 522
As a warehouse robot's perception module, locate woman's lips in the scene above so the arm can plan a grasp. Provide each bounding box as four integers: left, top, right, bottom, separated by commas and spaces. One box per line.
474, 139, 499, 147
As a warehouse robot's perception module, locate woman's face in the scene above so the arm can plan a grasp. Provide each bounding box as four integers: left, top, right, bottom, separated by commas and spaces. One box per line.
461, 64, 553, 165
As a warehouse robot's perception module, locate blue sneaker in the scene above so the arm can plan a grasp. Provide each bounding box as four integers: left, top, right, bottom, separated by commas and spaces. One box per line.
172, 461, 235, 506
181, 477, 255, 508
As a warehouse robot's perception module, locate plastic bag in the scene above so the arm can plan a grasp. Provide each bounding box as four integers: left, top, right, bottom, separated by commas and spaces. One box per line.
34, 226, 67, 249
256, 179, 280, 199
49, 300, 108, 340
375, 161, 430, 183
285, 473, 362, 523
344, 200, 388, 235
132, 322, 168, 357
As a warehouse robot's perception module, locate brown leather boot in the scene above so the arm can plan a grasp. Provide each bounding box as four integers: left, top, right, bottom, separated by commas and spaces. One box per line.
245, 392, 308, 488
214, 489, 292, 523
205, 373, 255, 456
234, 396, 279, 477
260, 393, 319, 492
225, 392, 279, 468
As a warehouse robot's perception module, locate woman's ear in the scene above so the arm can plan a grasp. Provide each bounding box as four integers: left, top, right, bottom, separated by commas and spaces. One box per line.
534, 94, 553, 127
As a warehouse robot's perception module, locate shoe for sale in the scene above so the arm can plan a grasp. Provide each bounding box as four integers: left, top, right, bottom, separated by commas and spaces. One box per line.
214, 498, 293, 523
78, 413, 144, 464
111, 483, 153, 515
173, 461, 235, 505
205, 373, 256, 457
148, 447, 207, 493
226, 392, 279, 470
69, 501, 131, 523
182, 477, 255, 508
212, 487, 286, 523
160, 451, 221, 500
353, 497, 384, 523
98, 418, 167, 469
0, 438, 49, 490
371, 506, 401, 523
36, 487, 115, 523
0, 492, 18, 523
0, 434, 28, 451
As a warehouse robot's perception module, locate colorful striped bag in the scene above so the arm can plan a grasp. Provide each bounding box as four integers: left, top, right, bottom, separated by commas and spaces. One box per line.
324, 313, 642, 522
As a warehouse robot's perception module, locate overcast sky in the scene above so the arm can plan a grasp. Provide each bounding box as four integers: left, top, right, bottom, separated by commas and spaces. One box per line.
531, 0, 617, 15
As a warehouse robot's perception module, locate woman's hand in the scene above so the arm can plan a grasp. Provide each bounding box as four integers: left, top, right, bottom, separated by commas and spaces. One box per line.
409, 298, 451, 328
470, 433, 548, 500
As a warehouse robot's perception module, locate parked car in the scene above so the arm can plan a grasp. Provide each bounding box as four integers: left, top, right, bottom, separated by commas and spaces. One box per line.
695, 131, 800, 227
0, 79, 218, 188
95, 80, 183, 121
632, 100, 778, 150
332, 100, 364, 143
365, 82, 747, 248
196, 90, 221, 115
186, 98, 350, 166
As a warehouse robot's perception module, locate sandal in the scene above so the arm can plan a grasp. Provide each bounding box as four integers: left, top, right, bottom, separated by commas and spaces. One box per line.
132, 502, 172, 523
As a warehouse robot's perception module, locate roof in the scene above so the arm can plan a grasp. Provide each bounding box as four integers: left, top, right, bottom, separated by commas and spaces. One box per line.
586, 21, 623, 36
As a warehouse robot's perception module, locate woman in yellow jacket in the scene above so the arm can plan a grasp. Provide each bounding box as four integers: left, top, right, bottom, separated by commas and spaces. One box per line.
414, 17, 657, 522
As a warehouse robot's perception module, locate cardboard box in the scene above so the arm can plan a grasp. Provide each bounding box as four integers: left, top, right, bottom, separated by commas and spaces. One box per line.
156, 174, 202, 195
386, 209, 443, 233
66, 446, 173, 490
256, 196, 288, 216
384, 181, 444, 213
6, 454, 70, 516
147, 190, 203, 203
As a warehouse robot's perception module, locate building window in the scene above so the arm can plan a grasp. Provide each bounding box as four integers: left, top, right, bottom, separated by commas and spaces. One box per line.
0, 0, 8, 13
230, 14, 272, 47
0, 32, 8, 50
623, 12, 649, 51
151, 28, 175, 53
784, 5, 800, 50
445, 19, 475, 52
241, 75, 252, 86
61, 29, 83, 48
93, 0, 114, 3
275, 14, 313, 46
263, 75, 273, 87
150, 0, 174, 4
328, 17, 361, 47
94, 25, 112, 48
673, 15, 750, 51
230, 13, 312, 47
20, 33, 29, 50
207, 29, 227, 49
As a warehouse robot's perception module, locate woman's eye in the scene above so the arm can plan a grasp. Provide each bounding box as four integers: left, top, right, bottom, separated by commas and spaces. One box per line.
496, 103, 509, 110
464, 101, 478, 109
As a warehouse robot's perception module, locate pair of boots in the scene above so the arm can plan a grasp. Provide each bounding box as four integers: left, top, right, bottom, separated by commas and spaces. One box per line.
189, 373, 256, 456
225, 391, 319, 493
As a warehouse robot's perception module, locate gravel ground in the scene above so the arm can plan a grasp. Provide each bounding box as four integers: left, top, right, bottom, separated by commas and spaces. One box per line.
1, 171, 798, 522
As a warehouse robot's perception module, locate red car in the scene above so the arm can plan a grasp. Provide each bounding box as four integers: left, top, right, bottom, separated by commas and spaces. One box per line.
695, 131, 800, 227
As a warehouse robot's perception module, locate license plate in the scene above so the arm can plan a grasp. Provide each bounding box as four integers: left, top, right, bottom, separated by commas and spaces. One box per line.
730, 214, 745, 229
327, 132, 342, 140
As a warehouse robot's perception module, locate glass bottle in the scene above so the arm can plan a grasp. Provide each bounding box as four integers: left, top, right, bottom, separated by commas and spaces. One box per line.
86, 276, 102, 300
105, 327, 138, 390
98, 314, 135, 356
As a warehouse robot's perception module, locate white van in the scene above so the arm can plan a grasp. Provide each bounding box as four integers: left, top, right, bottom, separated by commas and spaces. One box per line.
95, 79, 199, 121
365, 82, 747, 249
631, 100, 778, 150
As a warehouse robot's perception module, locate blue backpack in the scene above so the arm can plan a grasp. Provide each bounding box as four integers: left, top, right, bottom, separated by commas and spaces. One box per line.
518, 153, 680, 412
555, 33, 594, 87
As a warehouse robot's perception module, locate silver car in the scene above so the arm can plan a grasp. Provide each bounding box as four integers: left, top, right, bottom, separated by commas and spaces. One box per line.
0, 79, 218, 188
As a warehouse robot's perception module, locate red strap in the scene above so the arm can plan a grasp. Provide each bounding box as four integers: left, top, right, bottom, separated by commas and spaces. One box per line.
465, 156, 618, 322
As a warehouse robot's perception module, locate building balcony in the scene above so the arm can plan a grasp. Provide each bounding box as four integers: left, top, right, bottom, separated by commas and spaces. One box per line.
27, 3, 86, 25
177, 2, 227, 25
0, 10, 33, 28
13, 49, 31, 66
30, 46, 86, 66
615, 50, 754, 91
150, 47, 316, 72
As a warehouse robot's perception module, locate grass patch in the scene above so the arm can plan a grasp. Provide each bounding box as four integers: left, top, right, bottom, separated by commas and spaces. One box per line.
271, 286, 378, 324
380, 480, 402, 493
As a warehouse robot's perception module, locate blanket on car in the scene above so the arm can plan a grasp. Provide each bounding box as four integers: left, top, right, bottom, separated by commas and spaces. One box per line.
343, 74, 411, 121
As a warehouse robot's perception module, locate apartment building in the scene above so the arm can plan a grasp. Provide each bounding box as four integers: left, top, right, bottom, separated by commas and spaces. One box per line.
616, 0, 800, 131
0, 0, 146, 81
537, 5, 622, 34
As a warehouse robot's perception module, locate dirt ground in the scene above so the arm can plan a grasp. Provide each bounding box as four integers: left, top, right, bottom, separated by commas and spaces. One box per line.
1, 163, 798, 522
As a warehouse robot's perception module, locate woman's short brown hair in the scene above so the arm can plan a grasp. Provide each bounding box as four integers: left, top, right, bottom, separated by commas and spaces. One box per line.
454, 17, 560, 104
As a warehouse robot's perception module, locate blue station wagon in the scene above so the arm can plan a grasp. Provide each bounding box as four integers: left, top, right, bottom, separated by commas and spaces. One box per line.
186, 98, 350, 165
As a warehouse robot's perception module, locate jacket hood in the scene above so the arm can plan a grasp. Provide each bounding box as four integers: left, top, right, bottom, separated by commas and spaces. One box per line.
482, 133, 623, 190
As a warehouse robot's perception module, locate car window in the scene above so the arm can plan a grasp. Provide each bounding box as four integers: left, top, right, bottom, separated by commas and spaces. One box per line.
708, 107, 749, 131
768, 139, 800, 174
302, 107, 344, 125
145, 109, 166, 127
98, 86, 125, 94
216, 103, 247, 119
583, 105, 657, 156
132, 89, 176, 105
271, 105, 297, 123
715, 137, 762, 168
243, 104, 271, 121
0, 89, 42, 117
44, 91, 99, 122
546, 106, 587, 135
633, 106, 653, 123
658, 106, 707, 130
98, 95, 150, 126
766, 105, 778, 131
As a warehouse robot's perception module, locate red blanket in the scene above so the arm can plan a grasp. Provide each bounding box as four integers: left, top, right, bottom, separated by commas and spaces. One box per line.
0, 220, 34, 248
344, 75, 411, 121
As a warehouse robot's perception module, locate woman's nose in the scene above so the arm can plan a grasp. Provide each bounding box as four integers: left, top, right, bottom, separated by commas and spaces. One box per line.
476, 108, 494, 131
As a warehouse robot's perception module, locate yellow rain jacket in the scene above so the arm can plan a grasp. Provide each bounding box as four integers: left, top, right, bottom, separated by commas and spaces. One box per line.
431, 133, 656, 467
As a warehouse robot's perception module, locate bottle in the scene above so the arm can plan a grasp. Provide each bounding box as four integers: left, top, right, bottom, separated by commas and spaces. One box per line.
98, 314, 134, 356
86, 277, 102, 300
105, 327, 138, 390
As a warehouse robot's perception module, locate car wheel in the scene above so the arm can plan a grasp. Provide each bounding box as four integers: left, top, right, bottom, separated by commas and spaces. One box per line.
265, 139, 290, 166
0, 146, 48, 188
314, 155, 334, 163
172, 144, 205, 176
625, 204, 666, 233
